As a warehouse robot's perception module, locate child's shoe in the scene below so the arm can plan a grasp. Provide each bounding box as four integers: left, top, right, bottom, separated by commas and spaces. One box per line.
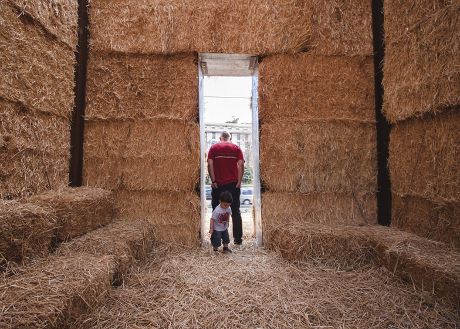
223, 247, 232, 253
213, 247, 219, 252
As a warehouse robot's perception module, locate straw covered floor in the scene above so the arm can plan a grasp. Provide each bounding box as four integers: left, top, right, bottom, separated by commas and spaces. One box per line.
76, 245, 459, 328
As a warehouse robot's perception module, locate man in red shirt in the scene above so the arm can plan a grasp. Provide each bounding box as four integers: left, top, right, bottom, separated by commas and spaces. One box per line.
207, 131, 244, 245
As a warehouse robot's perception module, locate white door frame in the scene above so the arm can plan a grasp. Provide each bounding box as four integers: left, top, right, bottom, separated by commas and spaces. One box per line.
198, 54, 263, 247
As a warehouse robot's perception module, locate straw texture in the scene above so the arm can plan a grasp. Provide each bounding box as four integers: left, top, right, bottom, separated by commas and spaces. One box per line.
0, 254, 116, 328
262, 192, 377, 234
259, 54, 375, 123
115, 190, 200, 247
25, 187, 116, 242
260, 121, 377, 194
310, 0, 373, 56
76, 245, 459, 328
392, 194, 459, 250
0, 1, 76, 118
8, 0, 78, 48
383, 1, 460, 122
57, 218, 155, 284
389, 111, 459, 203
85, 53, 198, 120
89, 0, 312, 54
0, 200, 56, 269
268, 223, 460, 306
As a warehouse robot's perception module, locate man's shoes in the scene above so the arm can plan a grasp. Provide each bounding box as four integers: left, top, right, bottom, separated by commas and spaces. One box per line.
234, 240, 243, 245
223, 247, 232, 253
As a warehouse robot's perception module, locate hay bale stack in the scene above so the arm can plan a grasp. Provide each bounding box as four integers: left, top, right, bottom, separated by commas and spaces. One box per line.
389, 111, 459, 247
0, 0, 76, 198
89, 0, 311, 54
259, 54, 375, 123
0, 200, 56, 269
0, 254, 116, 328
267, 224, 460, 305
25, 187, 116, 242
259, 53, 377, 231
383, 1, 459, 122
310, 0, 373, 56
84, 53, 200, 246
57, 218, 155, 284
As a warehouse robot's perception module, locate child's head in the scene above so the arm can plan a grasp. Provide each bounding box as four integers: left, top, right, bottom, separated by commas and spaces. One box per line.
219, 191, 233, 209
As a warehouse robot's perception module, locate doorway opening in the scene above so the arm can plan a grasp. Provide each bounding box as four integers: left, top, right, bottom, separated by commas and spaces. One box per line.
198, 53, 262, 247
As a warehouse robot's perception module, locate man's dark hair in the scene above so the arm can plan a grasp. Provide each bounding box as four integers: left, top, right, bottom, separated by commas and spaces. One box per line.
219, 190, 233, 204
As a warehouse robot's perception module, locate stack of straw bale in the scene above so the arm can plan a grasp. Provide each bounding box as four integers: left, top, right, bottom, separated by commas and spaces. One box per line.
310, 0, 373, 56
89, 0, 312, 55
0, 254, 116, 328
84, 51, 200, 246
0, 200, 56, 270
0, 0, 77, 199
259, 52, 377, 232
57, 218, 155, 284
383, 1, 460, 248
267, 223, 460, 306
25, 187, 116, 242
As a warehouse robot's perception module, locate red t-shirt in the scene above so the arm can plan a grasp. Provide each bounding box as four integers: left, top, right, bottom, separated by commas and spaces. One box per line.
208, 142, 244, 185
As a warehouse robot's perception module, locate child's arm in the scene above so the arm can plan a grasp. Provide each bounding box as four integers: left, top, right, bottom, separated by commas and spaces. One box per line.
209, 218, 214, 234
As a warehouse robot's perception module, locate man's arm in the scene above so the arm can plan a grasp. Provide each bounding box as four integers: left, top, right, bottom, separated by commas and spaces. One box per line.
207, 158, 217, 188
236, 159, 244, 188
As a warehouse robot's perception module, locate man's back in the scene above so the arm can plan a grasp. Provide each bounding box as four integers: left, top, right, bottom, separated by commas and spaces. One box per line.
208, 142, 243, 185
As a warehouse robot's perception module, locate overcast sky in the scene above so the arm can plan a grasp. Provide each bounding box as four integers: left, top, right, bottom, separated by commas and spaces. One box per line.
203, 76, 253, 124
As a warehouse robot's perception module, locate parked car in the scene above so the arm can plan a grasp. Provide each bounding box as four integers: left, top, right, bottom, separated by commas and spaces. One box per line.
240, 188, 253, 205
205, 187, 212, 200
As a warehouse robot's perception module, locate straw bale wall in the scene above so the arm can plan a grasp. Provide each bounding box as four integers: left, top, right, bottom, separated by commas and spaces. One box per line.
89, 0, 311, 55
388, 111, 460, 248
25, 187, 116, 242
84, 52, 200, 246
383, 1, 459, 123
259, 53, 377, 232
0, 254, 116, 328
0, 200, 56, 269
0, 0, 76, 199
310, 0, 373, 56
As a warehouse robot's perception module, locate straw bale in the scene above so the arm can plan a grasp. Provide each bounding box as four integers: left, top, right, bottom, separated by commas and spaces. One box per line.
268, 223, 460, 305
259, 54, 375, 123
0, 254, 116, 328
0, 148, 69, 199
57, 218, 155, 284
116, 189, 200, 247
84, 119, 200, 158
310, 0, 373, 56
89, 0, 311, 54
389, 111, 460, 203
0, 99, 70, 154
0, 1, 75, 118
84, 155, 199, 192
260, 121, 377, 193
76, 247, 459, 329
86, 53, 198, 120
262, 192, 377, 234
392, 194, 460, 249
25, 187, 116, 242
8, 0, 78, 48
383, 3, 460, 122
0, 200, 56, 269
267, 224, 378, 270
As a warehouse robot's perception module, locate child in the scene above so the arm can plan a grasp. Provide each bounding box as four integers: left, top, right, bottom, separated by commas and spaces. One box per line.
209, 190, 233, 253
